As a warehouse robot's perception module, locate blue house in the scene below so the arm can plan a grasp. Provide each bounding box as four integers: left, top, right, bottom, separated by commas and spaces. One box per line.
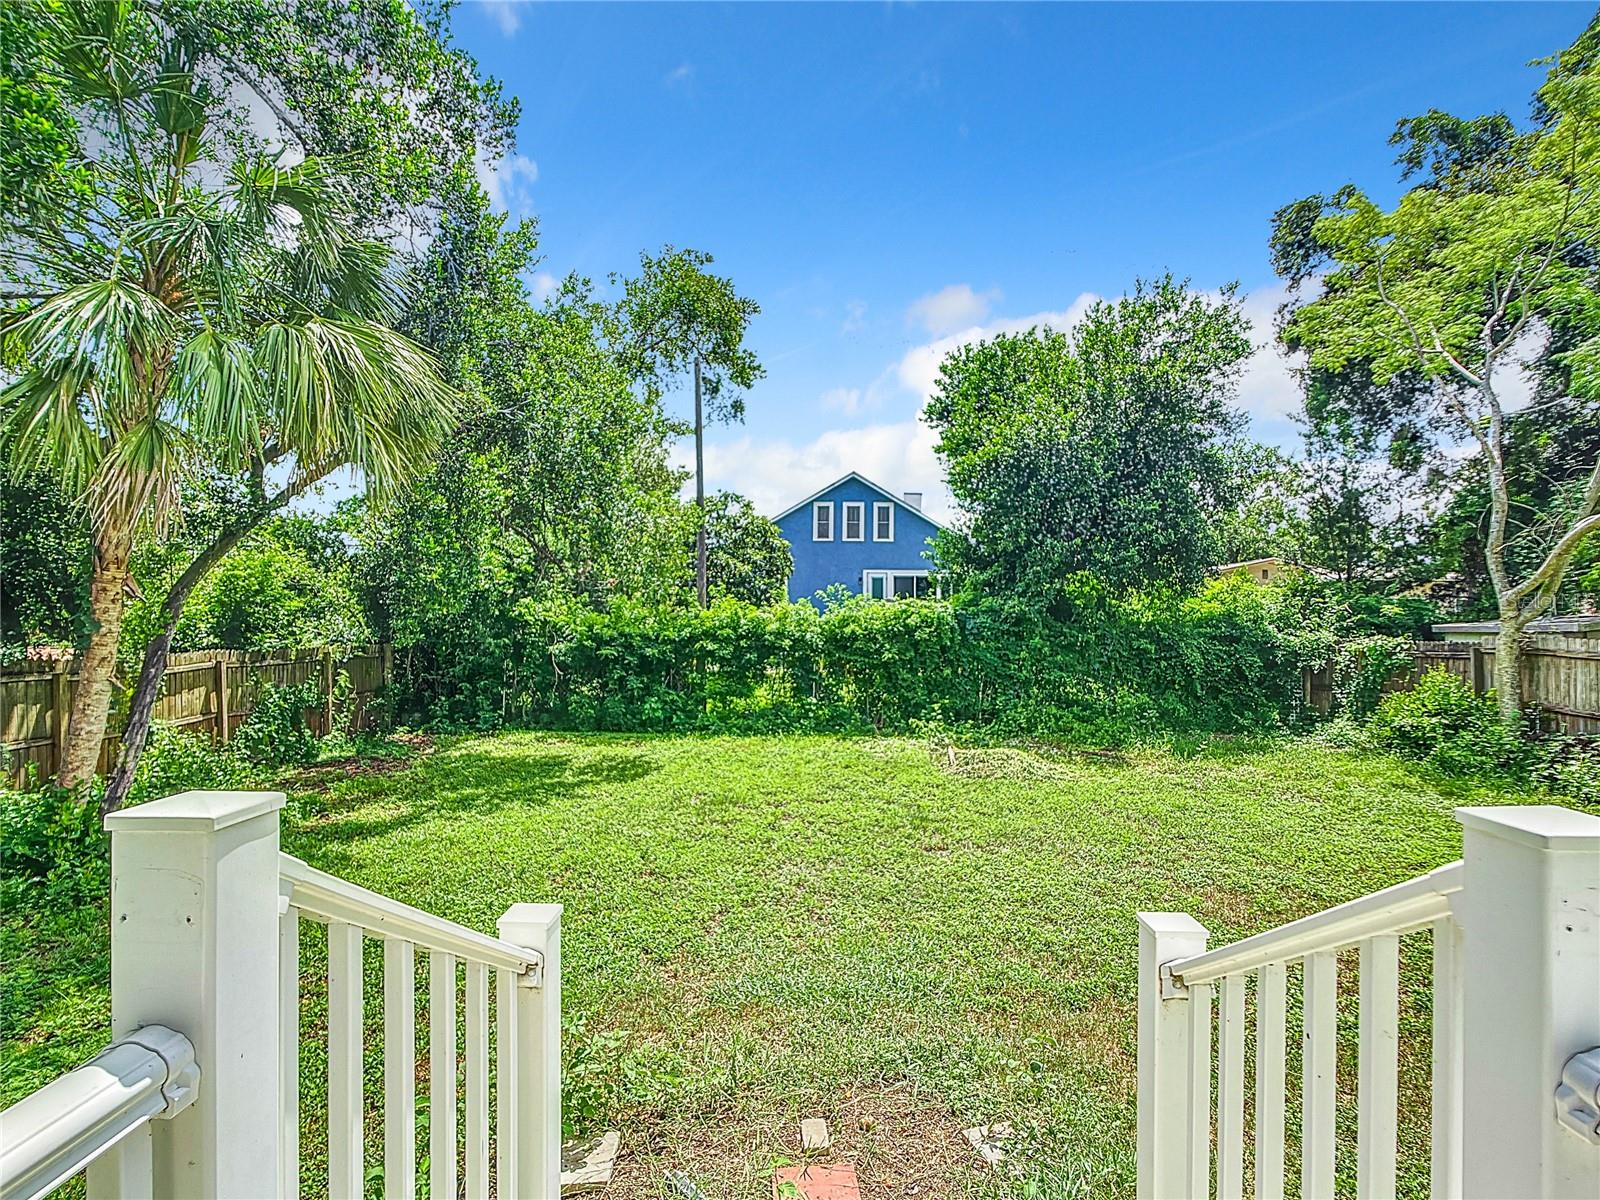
773, 472, 946, 604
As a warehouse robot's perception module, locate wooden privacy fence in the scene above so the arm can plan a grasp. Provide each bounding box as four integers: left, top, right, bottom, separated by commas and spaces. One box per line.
1305, 633, 1600, 734
0, 645, 393, 784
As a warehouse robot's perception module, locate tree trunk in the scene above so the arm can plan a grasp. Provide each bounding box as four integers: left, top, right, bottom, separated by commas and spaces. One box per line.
1492, 615, 1524, 725
58, 527, 132, 789
100, 527, 253, 814
694, 356, 708, 608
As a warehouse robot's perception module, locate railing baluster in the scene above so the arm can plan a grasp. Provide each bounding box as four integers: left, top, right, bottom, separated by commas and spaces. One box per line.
328, 921, 364, 1200
430, 951, 458, 1200
279, 905, 300, 1200
384, 939, 416, 1200
1357, 934, 1400, 1199
1218, 974, 1246, 1200
1301, 953, 1336, 1199
1430, 917, 1462, 1200
1254, 962, 1286, 1200
1188, 981, 1214, 1199
496, 968, 520, 1199
466, 962, 490, 1200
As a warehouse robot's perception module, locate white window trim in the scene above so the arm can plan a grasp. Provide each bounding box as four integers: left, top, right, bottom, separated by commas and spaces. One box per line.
872, 501, 894, 542
862, 568, 940, 600
812, 501, 834, 541
842, 501, 865, 541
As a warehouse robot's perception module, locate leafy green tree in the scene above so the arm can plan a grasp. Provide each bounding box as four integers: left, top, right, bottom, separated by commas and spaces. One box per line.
1272, 20, 1600, 719
611, 247, 763, 605
926, 277, 1253, 601
2, 2, 458, 801
0, 470, 91, 655
691, 492, 794, 605
1208, 442, 1307, 566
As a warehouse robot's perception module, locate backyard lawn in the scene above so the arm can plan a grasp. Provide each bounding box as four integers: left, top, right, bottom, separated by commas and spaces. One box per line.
2, 733, 1529, 1198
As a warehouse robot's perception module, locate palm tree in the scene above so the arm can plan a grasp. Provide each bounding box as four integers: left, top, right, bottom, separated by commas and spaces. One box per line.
3, 3, 457, 794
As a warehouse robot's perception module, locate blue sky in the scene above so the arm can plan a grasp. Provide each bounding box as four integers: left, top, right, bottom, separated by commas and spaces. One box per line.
456, 1, 1585, 520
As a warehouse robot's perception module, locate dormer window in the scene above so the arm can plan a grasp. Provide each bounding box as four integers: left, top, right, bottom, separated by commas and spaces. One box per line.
842, 502, 864, 541
813, 501, 834, 541
873, 501, 893, 542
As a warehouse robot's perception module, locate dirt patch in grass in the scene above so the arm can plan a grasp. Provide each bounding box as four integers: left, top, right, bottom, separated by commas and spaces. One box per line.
606, 1084, 974, 1199
286, 733, 436, 792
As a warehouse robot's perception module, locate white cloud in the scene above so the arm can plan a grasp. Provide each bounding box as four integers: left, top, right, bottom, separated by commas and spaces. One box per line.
664, 63, 695, 87
1231, 282, 1305, 448
476, 151, 539, 215
905, 283, 1001, 337
820, 387, 864, 414
481, 0, 522, 37
683, 420, 952, 524
531, 271, 559, 301
894, 293, 1101, 402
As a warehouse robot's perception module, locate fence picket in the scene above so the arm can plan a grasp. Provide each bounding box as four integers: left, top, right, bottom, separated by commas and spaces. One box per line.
1301, 953, 1337, 1200
1430, 918, 1463, 1200
328, 922, 364, 1200
496, 969, 520, 1198
279, 907, 300, 1200
466, 962, 490, 1200
384, 939, 416, 1200
1218, 974, 1247, 1200
429, 951, 458, 1200
1357, 935, 1400, 1198
1188, 981, 1214, 1199
1254, 963, 1286, 1200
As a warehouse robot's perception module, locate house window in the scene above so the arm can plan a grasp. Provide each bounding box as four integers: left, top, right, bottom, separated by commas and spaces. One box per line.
863, 569, 938, 600
842, 501, 865, 541
873, 501, 893, 542
812, 501, 833, 541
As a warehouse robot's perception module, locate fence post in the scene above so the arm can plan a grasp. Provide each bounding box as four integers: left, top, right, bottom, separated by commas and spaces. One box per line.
1136, 911, 1209, 1200
51, 663, 69, 780
322, 648, 335, 736
1456, 805, 1600, 1199
497, 904, 562, 1200
104, 790, 285, 1198
1468, 645, 1487, 695
214, 657, 229, 745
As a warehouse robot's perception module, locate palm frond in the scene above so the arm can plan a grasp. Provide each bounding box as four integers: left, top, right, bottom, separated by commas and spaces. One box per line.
89, 414, 192, 530
0, 361, 105, 494
169, 329, 265, 467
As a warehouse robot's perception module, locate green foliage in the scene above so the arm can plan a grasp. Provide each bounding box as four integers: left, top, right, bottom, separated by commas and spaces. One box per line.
1369, 669, 1535, 776
0, 470, 90, 656
1, 724, 250, 908
692, 492, 794, 606
398, 578, 1332, 740
1331, 635, 1416, 719
926, 277, 1253, 599
232, 679, 328, 768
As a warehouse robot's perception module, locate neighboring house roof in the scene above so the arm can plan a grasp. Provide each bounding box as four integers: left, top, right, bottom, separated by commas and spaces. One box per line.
772, 471, 951, 531
1434, 615, 1600, 637
1212, 557, 1286, 573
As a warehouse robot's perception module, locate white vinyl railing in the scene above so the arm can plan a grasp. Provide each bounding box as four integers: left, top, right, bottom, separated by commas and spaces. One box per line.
0, 790, 562, 1200
1137, 804, 1600, 1200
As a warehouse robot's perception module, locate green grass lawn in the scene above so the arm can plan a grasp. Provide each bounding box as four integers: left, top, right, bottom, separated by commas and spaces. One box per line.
1, 733, 1535, 1198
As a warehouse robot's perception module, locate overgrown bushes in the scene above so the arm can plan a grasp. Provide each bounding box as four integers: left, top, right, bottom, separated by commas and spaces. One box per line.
390, 574, 1334, 739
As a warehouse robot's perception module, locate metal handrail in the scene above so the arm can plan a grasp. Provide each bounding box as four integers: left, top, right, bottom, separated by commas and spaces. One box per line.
1167, 861, 1462, 987
0, 1026, 198, 1200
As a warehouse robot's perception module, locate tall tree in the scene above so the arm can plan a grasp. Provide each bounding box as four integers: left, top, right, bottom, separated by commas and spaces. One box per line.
1272, 17, 1600, 720
691, 492, 794, 605
2, 1, 458, 800
926, 277, 1253, 601
611, 247, 763, 606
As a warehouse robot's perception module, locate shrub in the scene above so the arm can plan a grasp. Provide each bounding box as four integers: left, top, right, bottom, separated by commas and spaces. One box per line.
1, 724, 252, 909
1368, 668, 1534, 776
232, 678, 326, 767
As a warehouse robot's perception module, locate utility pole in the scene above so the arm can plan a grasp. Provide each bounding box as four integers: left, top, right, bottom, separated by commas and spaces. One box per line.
694, 356, 708, 608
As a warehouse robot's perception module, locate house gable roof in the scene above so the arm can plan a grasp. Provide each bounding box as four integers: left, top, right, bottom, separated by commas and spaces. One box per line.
772, 472, 950, 531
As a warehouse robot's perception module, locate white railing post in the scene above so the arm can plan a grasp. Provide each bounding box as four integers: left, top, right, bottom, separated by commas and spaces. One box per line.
1137, 911, 1209, 1200
104, 791, 285, 1198
498, 903, 562, 1200
1455, 805, 1600, 1199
